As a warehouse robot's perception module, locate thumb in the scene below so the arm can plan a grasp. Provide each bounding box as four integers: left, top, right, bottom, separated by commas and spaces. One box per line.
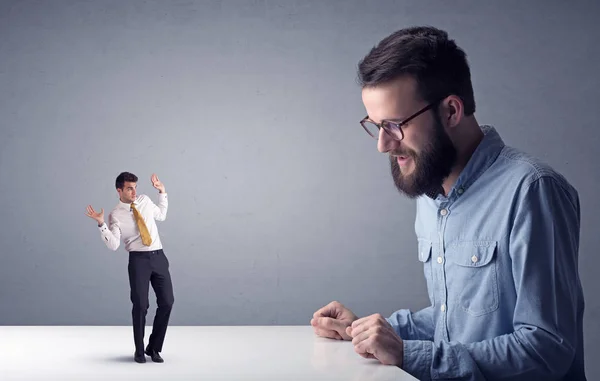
345, 325, 353, 337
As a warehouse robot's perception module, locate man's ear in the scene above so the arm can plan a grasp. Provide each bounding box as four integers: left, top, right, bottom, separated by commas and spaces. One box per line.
440, 95, 463, 128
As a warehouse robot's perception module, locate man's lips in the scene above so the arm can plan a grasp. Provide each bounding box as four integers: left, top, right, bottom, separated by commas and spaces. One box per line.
392, 154, 412, 166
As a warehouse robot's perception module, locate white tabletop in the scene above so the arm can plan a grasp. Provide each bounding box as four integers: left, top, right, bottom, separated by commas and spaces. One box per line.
0, 325, 418, 380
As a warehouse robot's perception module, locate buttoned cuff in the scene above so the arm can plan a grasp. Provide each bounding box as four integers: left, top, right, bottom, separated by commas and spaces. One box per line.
403, 340, 432, 381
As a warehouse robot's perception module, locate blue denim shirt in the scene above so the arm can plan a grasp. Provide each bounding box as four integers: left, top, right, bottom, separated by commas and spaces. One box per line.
387, 126, 586, 380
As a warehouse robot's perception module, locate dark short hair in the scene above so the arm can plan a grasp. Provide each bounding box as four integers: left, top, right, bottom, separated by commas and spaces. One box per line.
115, 172, 138, 190
358, 26, 475, 115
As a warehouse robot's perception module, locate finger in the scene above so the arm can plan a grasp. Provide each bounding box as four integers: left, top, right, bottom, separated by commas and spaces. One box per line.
349, 316, 372, 337
100, 208, 104, 214
312, 320, 343, 340
311, 317, 341, 336
352, 313, 383, 328
351, 315, 369, 328
313, 307, 329, 319
351, 326, 375, 346
354, 319, 393, 343
314, 327, 343, 340
357, 351, 375, 359
313, 301, 341, 318
313, 317, 346, 332
354, 339, 368, 356
351, 313, 386, 334
354, 336, 376, 358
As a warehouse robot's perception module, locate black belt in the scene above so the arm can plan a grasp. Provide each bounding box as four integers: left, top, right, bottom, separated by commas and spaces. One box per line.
129, 249, 163, 254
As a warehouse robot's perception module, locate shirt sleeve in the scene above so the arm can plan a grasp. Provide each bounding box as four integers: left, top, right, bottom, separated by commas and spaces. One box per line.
387, 306, 435, 341
152, 193, 168, 221
402, 176, 582, 381
98, 213, 121, 251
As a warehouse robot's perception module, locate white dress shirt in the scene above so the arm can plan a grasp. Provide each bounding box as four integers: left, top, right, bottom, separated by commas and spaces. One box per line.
98, 193, 168, 252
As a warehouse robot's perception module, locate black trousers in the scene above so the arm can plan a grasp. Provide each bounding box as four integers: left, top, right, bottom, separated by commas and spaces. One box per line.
128, 249, 174, 354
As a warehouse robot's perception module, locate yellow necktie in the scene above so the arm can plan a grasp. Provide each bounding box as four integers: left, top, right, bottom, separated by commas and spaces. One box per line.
131, 203, 152, 246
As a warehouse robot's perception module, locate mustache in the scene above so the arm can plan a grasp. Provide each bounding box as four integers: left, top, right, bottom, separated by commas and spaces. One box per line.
390, 150, 415, 158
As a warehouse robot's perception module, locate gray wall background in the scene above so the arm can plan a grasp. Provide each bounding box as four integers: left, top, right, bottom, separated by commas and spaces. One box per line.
1, 0, 598, 377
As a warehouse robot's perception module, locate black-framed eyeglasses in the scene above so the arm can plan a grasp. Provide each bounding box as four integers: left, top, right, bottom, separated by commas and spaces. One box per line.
360, 99, 442, 141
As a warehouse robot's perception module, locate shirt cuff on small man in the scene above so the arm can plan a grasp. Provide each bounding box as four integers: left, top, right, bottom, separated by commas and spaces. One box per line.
402, 340, 433, 381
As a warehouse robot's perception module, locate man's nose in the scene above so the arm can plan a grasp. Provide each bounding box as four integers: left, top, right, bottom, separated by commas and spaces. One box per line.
377, 127, 398, 153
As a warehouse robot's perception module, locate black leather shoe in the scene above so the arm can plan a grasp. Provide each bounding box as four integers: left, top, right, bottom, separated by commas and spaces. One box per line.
145, 347, 164, 363
134, 352, 146, 363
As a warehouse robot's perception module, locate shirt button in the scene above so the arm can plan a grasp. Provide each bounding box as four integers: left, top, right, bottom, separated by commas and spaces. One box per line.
441, 304, 446, 312
471, 255, 478, 263
437, 256, 443, 264
457, 188, 464, 195
440, 208, 448, 216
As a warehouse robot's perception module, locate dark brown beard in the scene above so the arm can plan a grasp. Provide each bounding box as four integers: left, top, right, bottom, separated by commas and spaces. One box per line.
389, 117, 457, 198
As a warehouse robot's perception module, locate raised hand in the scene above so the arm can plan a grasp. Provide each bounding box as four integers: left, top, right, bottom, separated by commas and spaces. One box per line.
151, 173, 165, 193
85, 205, 104, 225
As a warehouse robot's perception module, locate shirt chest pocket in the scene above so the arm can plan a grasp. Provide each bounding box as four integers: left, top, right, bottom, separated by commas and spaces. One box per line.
445, 241, 499, 317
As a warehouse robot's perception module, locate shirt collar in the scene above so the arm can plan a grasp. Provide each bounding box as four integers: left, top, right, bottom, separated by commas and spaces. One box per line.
427, 125, 505, 200
118, 196, 138, 210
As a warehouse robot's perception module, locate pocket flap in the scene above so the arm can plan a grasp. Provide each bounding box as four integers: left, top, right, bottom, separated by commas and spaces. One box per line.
418, 239, 432, 262
448, 241, 497, 267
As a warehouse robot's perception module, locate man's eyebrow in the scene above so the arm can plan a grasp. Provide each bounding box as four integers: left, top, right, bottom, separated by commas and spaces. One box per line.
381, 115, 407, 122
